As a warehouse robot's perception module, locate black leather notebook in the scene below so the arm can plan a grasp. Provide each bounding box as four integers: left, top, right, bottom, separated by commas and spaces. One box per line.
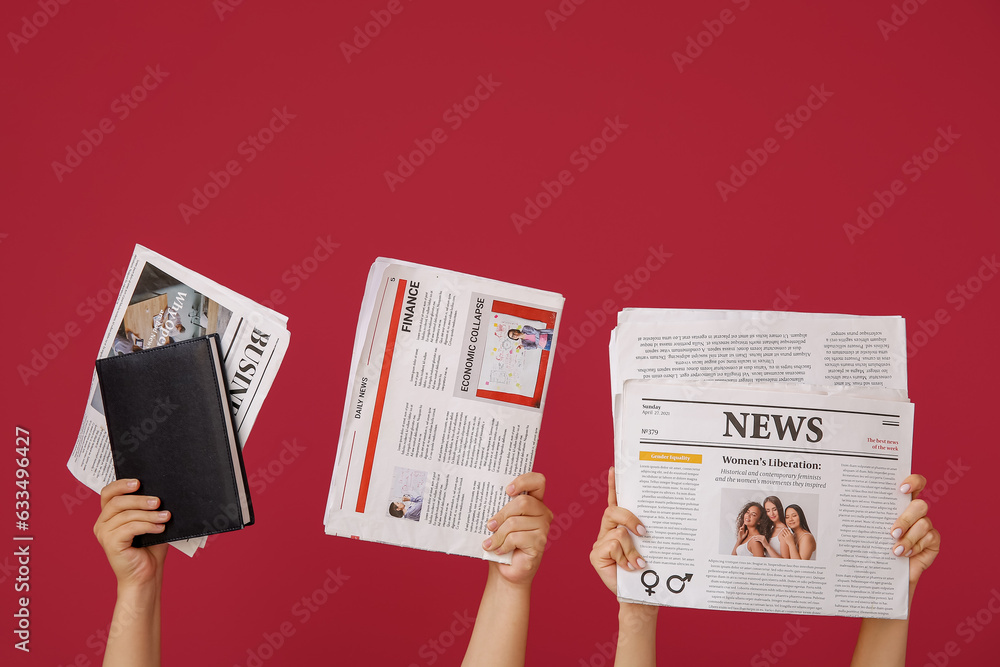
96, 334, 254, 547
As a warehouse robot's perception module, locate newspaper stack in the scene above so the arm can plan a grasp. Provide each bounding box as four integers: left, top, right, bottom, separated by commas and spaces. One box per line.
324, 259, 563, 562
68, 245, 291, 556
610, 309, 913, 618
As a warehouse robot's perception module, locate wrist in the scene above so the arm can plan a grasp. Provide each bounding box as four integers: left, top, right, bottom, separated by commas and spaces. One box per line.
486, 562, 533, 598
908, 578, 919, 607
113, 579, 160, 630
619, 601, 659, 624
116, 577, 161, 601
618, 602, 658, 652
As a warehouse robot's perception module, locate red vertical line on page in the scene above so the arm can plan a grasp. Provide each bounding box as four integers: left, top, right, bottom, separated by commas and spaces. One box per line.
356, 279, 407, 512
340, 430, 358, 510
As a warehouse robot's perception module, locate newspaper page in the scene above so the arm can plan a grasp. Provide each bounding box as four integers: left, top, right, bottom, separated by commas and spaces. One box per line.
615, 380, 913, 619
68, 245, 291, 555
610, 311, 909, 471
611, 309, 908, 397
324, 259, 564, 562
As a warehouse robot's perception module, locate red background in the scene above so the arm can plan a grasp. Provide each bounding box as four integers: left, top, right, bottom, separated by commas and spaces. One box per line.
3, 1, 998, 665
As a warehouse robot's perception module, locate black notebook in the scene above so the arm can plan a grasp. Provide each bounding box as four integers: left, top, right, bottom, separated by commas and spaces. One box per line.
96, 334, 254, 547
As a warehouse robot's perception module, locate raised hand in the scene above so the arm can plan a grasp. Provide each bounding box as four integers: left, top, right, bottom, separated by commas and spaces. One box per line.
94, 479, 169, 590
890, 474, 941, 591
590, 467, 647, 594
483, 472, 553, 588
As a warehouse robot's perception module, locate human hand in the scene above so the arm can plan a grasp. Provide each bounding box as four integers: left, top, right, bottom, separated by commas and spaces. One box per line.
402, 495, 411, 502
849, 473, 942, 666
94, 479, 169, 591
737, 524, 748, 543
778, 527, 794, 544
891, 474, 940, 591
482, 472, 553, 589
590, 467, 648, 595
748, 535, 767, 546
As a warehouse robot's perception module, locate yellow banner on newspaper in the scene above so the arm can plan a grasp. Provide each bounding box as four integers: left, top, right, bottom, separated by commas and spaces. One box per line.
639, 451, 702, 464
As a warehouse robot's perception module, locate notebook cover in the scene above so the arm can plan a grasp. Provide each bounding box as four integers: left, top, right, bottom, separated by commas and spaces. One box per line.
95, 334, 253, 547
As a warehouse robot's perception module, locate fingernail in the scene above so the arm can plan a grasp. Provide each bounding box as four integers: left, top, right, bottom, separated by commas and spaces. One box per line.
506, 484, 516, 496
487, 520, 498, 531
147, 498, 159, 508
899, 483, 911, 493
127, 480, 139, 489
636, 524, 647, 537
891, 528, 902, 539
158, 511, 170, 520
626, 562, 634, 571
893, 545, 904, 556
482, 538, 492, 550
637, 558, 647, 569
905, 549, 913, 557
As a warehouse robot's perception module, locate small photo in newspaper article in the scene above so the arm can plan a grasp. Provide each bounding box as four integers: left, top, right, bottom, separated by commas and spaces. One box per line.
91, 262, 234, 414
387, 467, 428, 522
461, 295, 557, 409
719, 488, 820, 560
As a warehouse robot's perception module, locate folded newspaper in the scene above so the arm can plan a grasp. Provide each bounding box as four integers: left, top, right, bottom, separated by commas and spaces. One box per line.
611, 309, 913, 618
324, 259, 563, 562
68, 245, 291, 556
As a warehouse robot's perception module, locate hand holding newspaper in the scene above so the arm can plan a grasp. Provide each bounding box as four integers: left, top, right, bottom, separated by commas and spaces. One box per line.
610, 309, 914, 618
324, 259, 563, 562
68, 245, 291, 556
